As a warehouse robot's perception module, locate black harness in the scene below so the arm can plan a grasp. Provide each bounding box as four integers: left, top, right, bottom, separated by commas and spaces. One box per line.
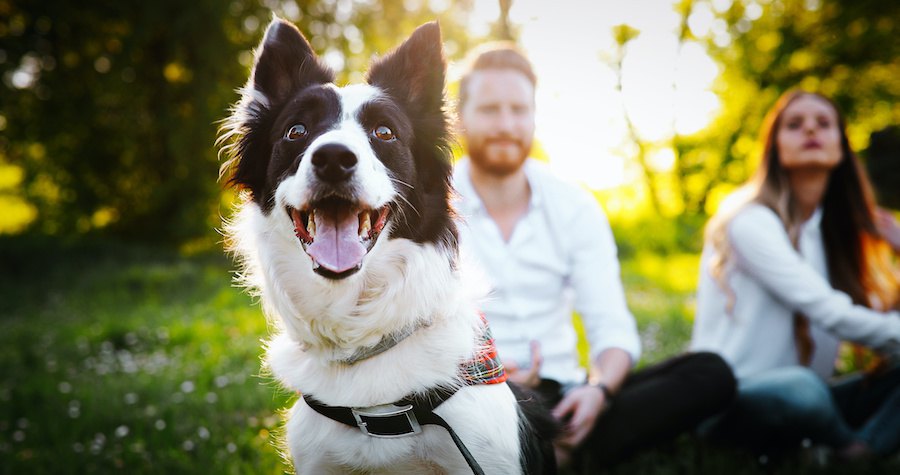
303, 387, 487, 475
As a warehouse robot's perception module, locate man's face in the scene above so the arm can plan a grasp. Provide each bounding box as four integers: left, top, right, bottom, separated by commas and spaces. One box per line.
459, 69, 535, 177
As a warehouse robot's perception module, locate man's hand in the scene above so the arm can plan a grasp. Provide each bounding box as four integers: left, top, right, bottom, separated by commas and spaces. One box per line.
552, 384, 608, 450
503, 340, 542, 388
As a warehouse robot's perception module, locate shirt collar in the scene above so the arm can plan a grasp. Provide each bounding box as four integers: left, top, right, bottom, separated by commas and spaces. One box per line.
453, 157, 542, 215
803, 206, 823, 231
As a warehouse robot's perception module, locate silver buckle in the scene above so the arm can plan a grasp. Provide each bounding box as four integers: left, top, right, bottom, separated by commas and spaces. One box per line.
351, 404, 421, 438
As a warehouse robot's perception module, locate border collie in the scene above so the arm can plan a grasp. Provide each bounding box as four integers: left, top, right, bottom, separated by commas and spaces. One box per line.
218, 18, 555, 474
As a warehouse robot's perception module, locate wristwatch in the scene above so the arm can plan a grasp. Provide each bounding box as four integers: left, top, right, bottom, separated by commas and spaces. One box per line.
589, 381, 615, 402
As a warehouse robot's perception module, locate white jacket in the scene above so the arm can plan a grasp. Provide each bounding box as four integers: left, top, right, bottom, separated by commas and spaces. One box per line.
691, 203, 900, 380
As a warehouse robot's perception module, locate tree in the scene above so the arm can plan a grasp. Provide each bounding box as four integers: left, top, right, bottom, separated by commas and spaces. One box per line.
0, 0, 478, 244
694, 0, 900, 214
596, 0, 900, 251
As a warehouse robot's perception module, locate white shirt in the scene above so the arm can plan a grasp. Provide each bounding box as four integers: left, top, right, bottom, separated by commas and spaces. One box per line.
691, 203, 900, 381
453, 158, 641, 386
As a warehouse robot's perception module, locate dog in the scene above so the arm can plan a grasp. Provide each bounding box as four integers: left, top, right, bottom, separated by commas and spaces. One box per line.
218, 17, 555, 475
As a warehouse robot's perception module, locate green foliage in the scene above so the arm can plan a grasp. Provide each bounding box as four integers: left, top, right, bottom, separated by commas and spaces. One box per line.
1, 0, 256, 242
608, 0, 900, 237
622, 252, 699, 365
610, 212, 708, 257
4, 0, 897, 246
0, 1, 479, 244
695, 0, 900, 210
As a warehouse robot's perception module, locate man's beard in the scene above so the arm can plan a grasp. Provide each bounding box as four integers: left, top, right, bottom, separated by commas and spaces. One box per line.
468, 136, 532, 177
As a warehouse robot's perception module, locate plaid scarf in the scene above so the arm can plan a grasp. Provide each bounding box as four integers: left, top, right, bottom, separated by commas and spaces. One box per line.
460, 314, 508, 385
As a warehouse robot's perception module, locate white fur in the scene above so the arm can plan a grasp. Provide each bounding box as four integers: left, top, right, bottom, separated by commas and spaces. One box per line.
277, 85, 396, 213
227, 86, 526, 474
229, 200, 524, 473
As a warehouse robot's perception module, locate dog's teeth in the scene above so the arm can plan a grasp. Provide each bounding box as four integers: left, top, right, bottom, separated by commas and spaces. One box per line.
359, 212, 371, 238
311, 261, 320, 270
308, 210, 316, 238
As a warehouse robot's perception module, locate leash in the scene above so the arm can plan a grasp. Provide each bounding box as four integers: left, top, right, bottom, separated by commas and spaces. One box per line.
304, 389, 486, 475
416, 409, 486, 475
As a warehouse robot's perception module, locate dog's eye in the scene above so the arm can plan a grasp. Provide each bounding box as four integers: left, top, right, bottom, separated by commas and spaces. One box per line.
285, 124, 308, 140
373, 125, 396, 142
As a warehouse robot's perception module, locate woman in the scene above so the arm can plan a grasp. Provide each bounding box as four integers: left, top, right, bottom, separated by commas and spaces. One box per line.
691, 89, 900, 458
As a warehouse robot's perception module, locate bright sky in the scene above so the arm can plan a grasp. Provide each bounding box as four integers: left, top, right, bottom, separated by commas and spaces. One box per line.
458, 0, 723, 189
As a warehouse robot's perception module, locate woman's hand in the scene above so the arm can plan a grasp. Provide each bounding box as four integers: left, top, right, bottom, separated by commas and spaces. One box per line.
876, 208, 900, 253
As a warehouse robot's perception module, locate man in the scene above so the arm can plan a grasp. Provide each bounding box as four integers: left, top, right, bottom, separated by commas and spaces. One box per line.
452, 43, 736, 468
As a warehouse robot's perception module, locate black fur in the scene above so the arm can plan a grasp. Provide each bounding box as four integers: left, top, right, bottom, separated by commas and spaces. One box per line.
228, 20, 335, 211
366, 22, 458, 249
509, 382, 560, 475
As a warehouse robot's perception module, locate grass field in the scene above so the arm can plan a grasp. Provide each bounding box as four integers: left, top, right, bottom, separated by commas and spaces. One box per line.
0, 238, 895, 474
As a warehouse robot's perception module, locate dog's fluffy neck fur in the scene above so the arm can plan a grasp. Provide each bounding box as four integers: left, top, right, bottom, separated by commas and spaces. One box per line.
230, 201, 483, 406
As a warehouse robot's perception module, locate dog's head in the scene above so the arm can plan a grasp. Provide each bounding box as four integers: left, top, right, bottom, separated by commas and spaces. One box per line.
221, 19, 456, 282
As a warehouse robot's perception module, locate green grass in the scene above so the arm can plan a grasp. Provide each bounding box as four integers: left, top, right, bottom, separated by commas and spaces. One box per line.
0, 239, 292, 474
0, 239, 896, 474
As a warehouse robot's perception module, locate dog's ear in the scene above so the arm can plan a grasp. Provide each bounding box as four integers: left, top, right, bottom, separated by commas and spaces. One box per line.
367, 22, 456, 246
366, 22, 446, 113
251, 18, 334, 104
219, 18, 334, 203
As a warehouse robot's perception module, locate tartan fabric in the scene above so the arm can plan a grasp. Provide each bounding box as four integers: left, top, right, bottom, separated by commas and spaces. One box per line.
460, 314, 508, 385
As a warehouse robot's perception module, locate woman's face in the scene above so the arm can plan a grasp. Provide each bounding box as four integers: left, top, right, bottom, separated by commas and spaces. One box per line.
776, 95, 843, 172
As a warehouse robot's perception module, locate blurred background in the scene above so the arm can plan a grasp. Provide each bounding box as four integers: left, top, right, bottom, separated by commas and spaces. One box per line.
1, 0, 898, 473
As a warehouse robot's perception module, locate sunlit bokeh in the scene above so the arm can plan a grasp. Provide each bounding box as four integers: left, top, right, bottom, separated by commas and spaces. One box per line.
462, 0, 722, 190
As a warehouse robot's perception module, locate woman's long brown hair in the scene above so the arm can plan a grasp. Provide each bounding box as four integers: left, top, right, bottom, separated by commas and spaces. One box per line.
707, 89, 899, 369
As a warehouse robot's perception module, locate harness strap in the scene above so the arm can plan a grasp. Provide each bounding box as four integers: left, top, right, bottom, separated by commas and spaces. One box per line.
304, 389, 486, 475
415, 409, 486, 475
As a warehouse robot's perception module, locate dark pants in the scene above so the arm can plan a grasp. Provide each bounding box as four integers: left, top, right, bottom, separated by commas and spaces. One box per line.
704, 363, 900, 456
534, 352, 737, 469
832, 364, 900, 455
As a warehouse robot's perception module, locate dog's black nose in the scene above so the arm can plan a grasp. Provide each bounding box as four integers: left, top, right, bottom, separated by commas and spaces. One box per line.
311, 144, 357, 183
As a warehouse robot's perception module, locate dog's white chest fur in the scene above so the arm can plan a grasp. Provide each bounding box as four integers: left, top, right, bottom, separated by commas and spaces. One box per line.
248, 205, 524, 473
271, 320, 523, 473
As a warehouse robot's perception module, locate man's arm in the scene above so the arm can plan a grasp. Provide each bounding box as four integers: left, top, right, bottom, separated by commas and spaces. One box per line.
588, 347, 631, 395
550, 189, 640, 448
566, 193, 642, 365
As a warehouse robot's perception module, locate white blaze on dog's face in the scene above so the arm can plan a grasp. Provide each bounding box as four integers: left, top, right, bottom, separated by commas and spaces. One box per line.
221, 19, 456, 292
274, 83, 398, 277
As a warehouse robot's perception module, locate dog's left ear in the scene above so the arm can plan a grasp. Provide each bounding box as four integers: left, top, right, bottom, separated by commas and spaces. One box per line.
366, 22, 446, 112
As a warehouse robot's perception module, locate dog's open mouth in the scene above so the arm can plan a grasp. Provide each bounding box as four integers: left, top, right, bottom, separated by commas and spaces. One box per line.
287, 197, 390, 279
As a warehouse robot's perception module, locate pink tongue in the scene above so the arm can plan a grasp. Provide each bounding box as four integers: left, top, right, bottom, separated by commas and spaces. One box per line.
307, 209, 366, 273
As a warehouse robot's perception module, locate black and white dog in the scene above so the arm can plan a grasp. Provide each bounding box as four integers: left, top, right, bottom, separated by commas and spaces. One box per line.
219, 18, 555, 474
